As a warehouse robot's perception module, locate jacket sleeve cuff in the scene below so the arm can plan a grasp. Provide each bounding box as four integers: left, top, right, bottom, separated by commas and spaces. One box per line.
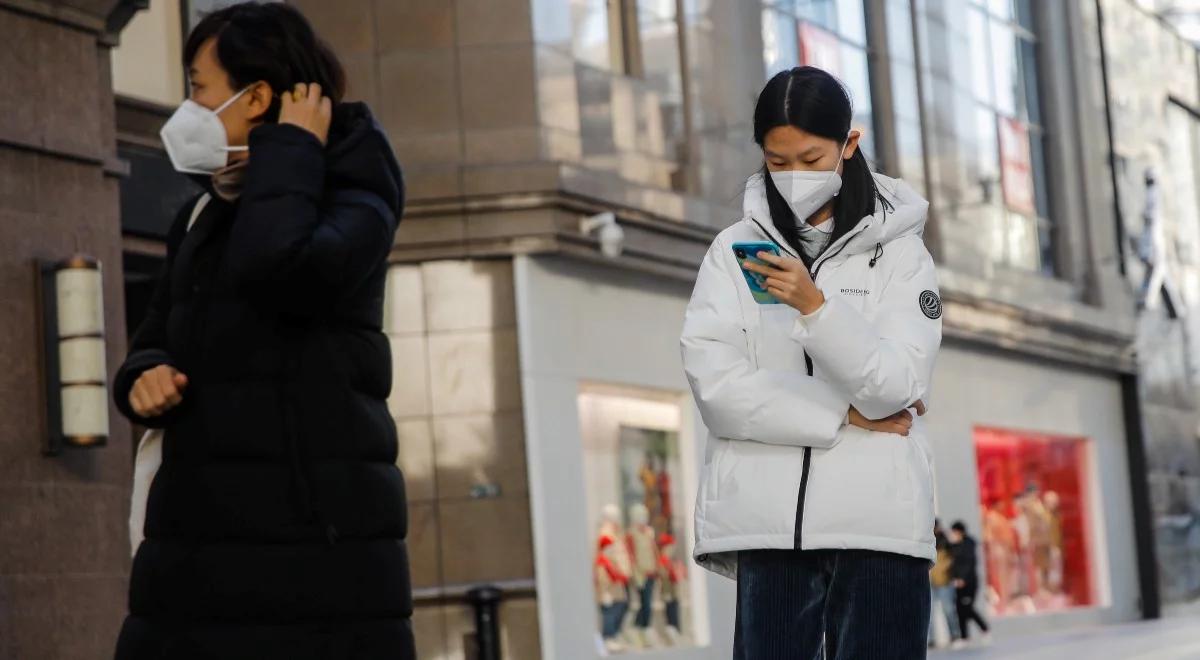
797, 298, 828, 323
789, 294, 878, 375
791, 295, 862, 343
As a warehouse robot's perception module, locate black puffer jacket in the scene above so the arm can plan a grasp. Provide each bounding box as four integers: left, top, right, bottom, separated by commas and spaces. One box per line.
950, 535, 980, 593
113, 103, 413, 660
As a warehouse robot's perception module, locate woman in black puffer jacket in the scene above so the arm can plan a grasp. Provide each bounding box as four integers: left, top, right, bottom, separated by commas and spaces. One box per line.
112, 4, 412, 658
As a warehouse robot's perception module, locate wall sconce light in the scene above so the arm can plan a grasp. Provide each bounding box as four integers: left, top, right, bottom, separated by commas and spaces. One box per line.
38, 256, 109, 455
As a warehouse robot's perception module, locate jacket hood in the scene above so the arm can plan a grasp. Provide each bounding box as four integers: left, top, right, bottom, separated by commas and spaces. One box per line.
323, 102, 405, 217
741, 171, 929, 258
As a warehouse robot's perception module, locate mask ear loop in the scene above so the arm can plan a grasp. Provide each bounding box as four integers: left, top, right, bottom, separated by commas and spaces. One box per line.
831, 133, 851, 197
836, 131, 853, 170
214, 86, 255, 153
213, 85, 252, 115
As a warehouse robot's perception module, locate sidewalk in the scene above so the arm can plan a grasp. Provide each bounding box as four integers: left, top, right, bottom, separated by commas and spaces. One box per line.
929, 616, 1200, 659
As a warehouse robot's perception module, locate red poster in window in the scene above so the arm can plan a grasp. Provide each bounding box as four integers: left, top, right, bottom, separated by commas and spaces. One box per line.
997, 117, 1037, 216
799, 22, 841, 76
974, 427, 1096, 616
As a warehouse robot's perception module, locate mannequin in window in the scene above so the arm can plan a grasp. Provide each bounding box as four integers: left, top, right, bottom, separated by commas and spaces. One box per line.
595, 534, 630, 653
657, 532, 685, 644
639, 454, 662, 524
656, 455, 673, 535
599, 503, 634, 578
627, 503, 660, 647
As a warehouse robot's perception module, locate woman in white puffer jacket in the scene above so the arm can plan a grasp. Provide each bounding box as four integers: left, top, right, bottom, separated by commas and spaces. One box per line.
681, 66, 942, 659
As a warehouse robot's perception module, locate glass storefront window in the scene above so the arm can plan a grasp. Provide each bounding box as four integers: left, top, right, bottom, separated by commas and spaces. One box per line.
763, 8, 800, 77
920, 0, 1053, 274
1019, 39, 1042, 125
572, 0, 615, 71
990, 23, 1020, 118
579, 385, 701, 653
184, 0, 221, 31
974, 427, 1099, 616
840, 43, 874, 156
568, 0, 689, 190
967, 9, 992, 105
636, 0, 685, 154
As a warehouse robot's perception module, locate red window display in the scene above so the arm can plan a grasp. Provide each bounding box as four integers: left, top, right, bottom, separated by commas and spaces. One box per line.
974, 427, 1097, 615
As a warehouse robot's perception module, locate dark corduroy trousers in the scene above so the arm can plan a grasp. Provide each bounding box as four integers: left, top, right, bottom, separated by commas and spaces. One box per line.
734, 549, 930, 660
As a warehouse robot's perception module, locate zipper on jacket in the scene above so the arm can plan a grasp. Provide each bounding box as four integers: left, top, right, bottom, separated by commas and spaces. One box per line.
792, 225, 860, 550
746, 216, 864, 550
811, 225, 868, 278
794, 352, 815, 550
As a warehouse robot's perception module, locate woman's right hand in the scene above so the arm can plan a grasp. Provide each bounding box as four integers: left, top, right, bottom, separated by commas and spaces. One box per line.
848, 404, 922, 436
129, 365, 189, 418
280, 82, 332, 145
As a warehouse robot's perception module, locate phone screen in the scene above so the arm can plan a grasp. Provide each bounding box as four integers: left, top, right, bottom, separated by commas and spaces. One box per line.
731, 241, 782, 305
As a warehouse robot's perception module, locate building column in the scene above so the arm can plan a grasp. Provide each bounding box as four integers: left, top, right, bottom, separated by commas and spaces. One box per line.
0, 2, 143, 659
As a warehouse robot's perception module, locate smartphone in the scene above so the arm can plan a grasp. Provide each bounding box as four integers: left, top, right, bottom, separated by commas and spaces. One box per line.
732, 241, 782, 305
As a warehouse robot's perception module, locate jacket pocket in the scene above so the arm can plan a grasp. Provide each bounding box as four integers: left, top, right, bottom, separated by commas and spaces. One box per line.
906, 436, 935, 541
705, 439, 731, 502
742, 328, 758, 370
803, 428, 910, 540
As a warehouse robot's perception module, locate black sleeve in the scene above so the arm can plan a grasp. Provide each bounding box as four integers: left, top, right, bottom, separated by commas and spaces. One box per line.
224, 123, 399, 314
111, 200, 193, 428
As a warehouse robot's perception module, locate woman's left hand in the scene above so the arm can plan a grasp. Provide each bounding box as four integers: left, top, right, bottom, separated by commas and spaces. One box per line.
742, 251, 825, 315
279, 82, 332, 145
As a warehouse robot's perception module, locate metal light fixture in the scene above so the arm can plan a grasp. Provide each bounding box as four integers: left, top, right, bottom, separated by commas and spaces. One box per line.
38, 256, 109, 455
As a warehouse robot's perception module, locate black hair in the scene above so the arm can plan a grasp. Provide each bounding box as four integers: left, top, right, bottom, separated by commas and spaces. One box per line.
183, 2, 346, 123
753, 66, 890, 266
951, 521, 967, 533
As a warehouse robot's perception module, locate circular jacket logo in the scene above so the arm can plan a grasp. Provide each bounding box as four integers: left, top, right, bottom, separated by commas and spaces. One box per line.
919, 290, 942, 320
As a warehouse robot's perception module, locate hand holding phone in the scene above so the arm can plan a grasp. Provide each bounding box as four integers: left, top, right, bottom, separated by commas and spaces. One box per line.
732, 241, 782, 305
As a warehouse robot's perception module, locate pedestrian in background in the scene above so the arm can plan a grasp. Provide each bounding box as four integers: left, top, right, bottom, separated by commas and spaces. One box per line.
929, 519, 960, 648
111, 3, 412, 658
950, 520, 992, 649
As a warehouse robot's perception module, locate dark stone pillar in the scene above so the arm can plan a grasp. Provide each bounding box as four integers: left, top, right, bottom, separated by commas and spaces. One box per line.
0, 2, 143, 659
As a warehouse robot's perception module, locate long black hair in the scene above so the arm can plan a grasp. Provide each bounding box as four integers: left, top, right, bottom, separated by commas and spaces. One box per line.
183, 2, 346, 124
753, 66, 890, 265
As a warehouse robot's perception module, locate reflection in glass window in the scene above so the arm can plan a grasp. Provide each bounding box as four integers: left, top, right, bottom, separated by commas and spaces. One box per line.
967, 9, 992, 104
1019, 39, 1041, 125
573, 0, 614, 71
763, 9, 800, 77
990, 23, 1020, 117
568, 0, 689, 191
635, 1, 685, 162
793, 0, 837, 33
924, 0, 1053, 274
974, 105, 1000, 202
835, 0, 867, 45
579, 385, 702, 654
839, 44, 875, 157
184, 0, 232, 31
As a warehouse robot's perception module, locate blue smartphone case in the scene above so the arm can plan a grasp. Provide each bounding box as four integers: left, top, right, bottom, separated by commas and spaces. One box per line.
731, 241, 782, 305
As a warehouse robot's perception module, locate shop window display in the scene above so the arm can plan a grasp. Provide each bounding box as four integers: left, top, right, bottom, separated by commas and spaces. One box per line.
974, 427, 1099, 616
579, 385, 698, 655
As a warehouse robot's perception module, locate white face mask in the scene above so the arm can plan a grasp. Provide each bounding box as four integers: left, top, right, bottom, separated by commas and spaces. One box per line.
769, 136, 851, 224
160, 87, 252, 175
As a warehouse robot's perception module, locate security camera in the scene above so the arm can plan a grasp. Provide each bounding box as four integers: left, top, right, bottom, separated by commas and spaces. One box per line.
580, 211, 625, 259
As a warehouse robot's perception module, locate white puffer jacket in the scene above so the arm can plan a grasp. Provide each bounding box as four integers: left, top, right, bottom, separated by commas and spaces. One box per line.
682, 173, 942, 580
